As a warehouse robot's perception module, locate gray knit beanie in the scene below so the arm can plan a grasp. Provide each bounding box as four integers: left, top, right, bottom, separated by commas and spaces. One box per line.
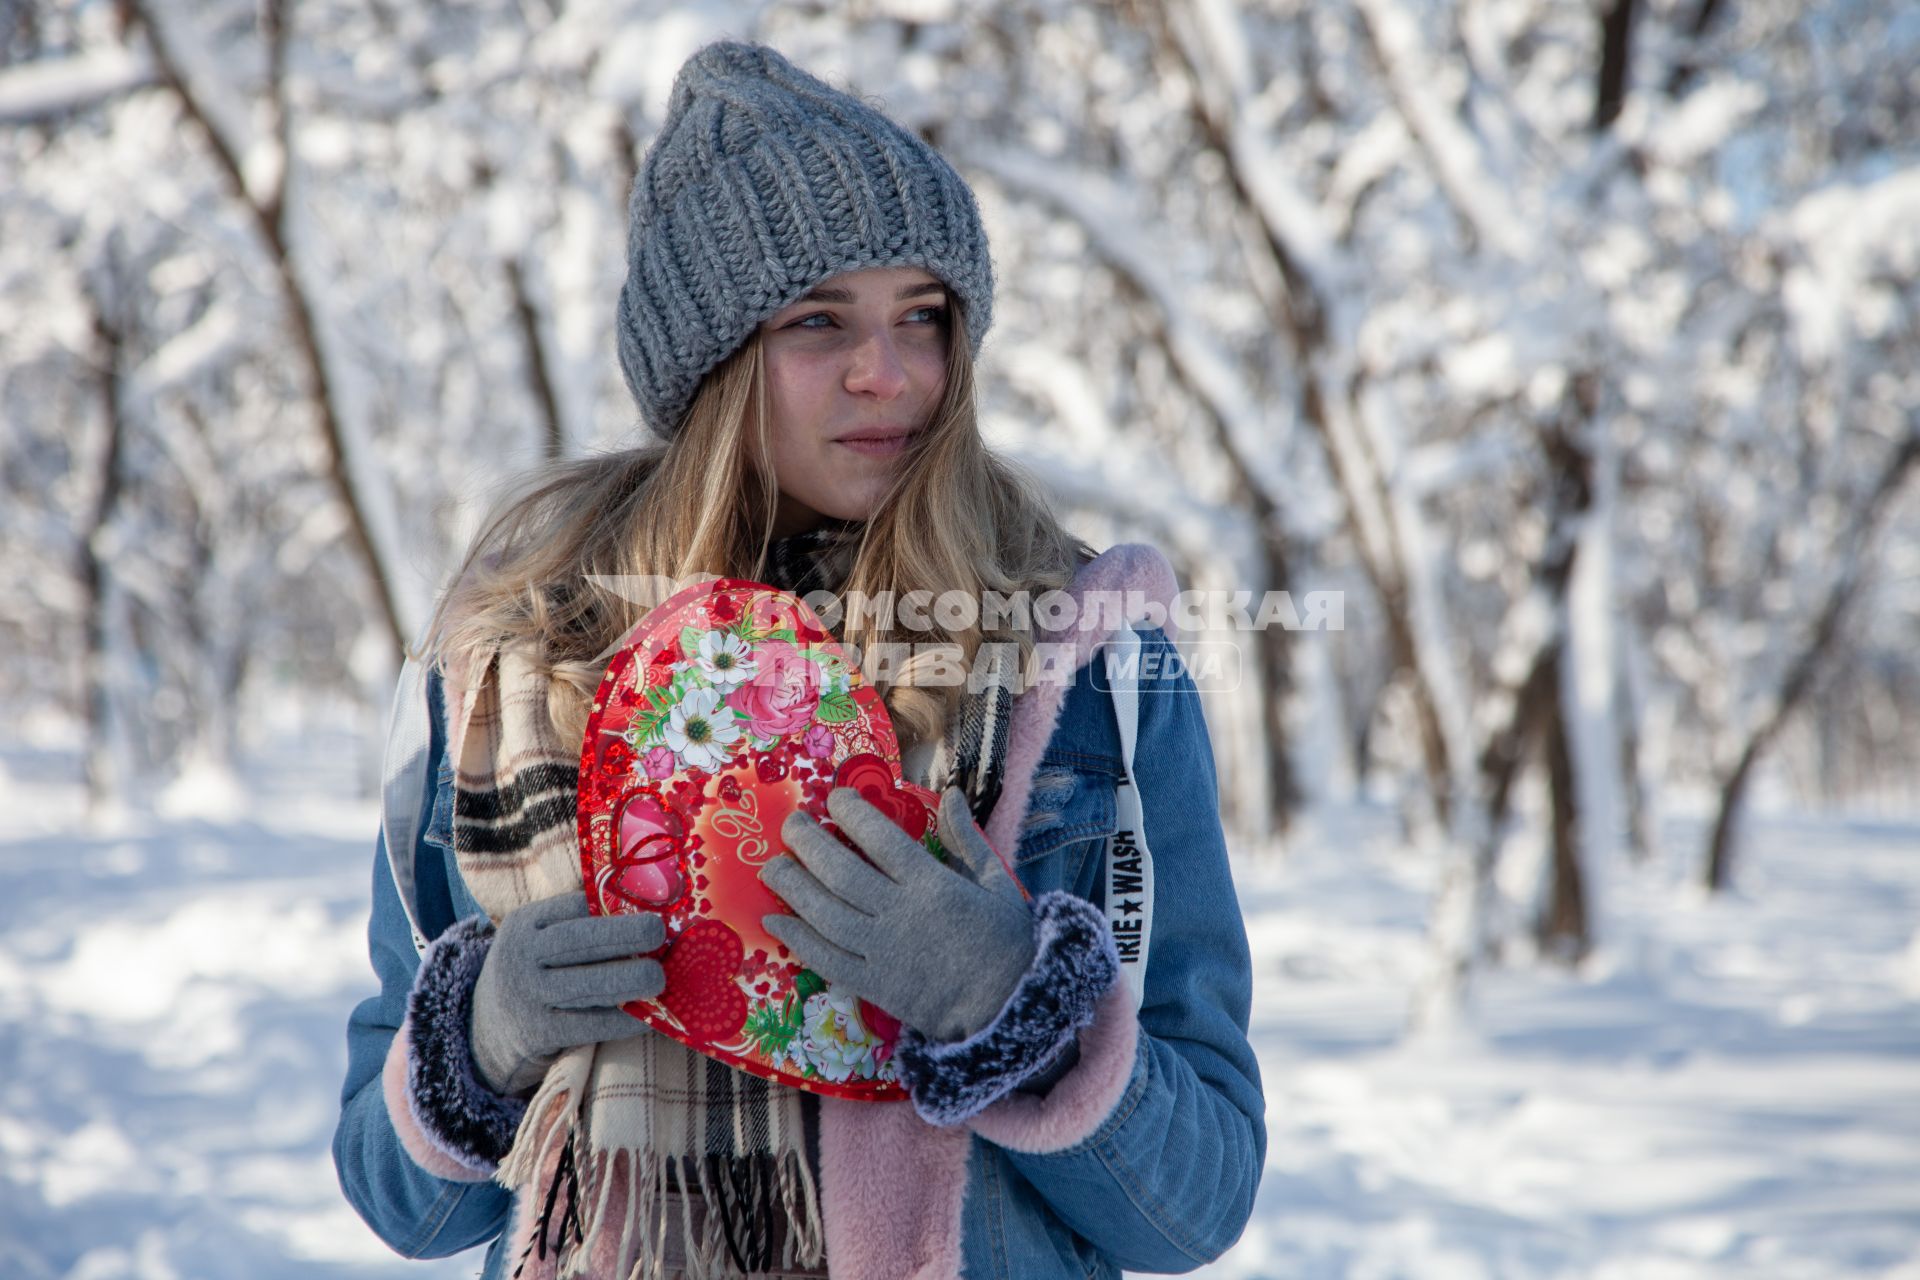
615, 40, 996, 438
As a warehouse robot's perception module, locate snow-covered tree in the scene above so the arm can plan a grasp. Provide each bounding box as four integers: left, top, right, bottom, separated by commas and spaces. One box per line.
2, 0, 1914, 1013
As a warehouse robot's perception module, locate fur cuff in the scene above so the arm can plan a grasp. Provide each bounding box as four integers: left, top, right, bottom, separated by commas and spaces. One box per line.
400, 914, 527, 1178
894, 891, 1119, 1126
384, 1019, 488, 1181
967, 984, 1141, 1154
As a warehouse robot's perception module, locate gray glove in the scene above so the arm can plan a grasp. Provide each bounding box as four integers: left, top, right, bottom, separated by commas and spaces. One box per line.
760, 785, 1036, 1044
470, 891, 667, 1097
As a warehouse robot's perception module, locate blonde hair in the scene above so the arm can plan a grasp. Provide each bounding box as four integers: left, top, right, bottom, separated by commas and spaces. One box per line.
420, 296, 1091, 753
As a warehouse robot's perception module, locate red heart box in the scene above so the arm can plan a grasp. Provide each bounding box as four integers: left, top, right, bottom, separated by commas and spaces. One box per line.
577, 578, 942, 1101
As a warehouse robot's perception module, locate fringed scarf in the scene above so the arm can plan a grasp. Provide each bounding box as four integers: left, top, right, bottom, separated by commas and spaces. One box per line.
445, 526, 1011, 1279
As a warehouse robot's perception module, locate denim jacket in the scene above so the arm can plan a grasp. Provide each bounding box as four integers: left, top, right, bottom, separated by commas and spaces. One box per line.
333, 544, 1266, 1277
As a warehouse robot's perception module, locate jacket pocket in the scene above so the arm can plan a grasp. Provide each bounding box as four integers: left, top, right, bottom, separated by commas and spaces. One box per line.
1013, 758, 1118, 868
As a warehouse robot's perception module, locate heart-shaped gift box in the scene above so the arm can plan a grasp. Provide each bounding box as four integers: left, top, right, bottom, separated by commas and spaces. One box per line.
577, 577, 942, 1100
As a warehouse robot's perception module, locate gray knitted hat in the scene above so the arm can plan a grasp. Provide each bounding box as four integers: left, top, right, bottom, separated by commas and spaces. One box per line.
616, 41, 996, 437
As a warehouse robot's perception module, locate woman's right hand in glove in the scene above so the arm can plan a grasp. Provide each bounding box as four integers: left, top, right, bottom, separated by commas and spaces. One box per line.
469, 891, 666, 1096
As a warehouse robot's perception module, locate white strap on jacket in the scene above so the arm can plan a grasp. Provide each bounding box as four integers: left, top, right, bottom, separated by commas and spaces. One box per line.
1101, 622, 1156, 1010
380, 651, 434, 958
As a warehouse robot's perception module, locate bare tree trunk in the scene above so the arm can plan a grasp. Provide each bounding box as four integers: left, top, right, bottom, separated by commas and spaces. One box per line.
1458, 637, 1566, 963
612, 117, 640, 210
1137, 316, 1302, 835
1143, 3, 1615, 1012
1144, 2, 1453, 826
1471, 402, 1598, 839
1253, 577, 1301, 833
1538, 644, 1592, 961
973, 142, 1303, 837
1478, 646, 1561, 834
80, 282, 128, 812
1664, 0, 1729, 98
1703, 746, 1757, 892
1705, 432, 1920, 890
507, 257, 566, 461
127, 0, 409, 658
1211, 462, 1300, 835
1616, 632, 1654, 862
1594, 0, 1639, 131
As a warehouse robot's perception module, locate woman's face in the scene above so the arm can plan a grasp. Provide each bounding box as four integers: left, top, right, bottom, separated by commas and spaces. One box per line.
758, 266, 951, 536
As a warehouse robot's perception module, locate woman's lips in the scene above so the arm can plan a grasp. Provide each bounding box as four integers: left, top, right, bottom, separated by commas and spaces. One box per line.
835, 430, 914, 457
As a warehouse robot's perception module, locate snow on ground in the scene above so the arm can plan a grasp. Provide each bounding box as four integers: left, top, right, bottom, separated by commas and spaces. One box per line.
0, 718, 468, 1280
1, 719, 1916, 1279
1205, 805, 1920, 1280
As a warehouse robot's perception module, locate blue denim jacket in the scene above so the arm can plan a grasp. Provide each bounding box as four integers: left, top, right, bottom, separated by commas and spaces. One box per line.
333, 622, 1265, 1277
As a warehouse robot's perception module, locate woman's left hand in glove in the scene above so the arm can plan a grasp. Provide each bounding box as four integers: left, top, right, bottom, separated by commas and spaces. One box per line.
760, 784, 1035, 1044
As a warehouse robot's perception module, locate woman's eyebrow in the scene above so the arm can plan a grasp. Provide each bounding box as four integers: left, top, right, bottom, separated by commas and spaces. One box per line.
795, 281, 946, 304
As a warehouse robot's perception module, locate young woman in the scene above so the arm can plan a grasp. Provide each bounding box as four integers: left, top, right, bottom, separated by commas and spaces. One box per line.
333, 40, 1264, 1280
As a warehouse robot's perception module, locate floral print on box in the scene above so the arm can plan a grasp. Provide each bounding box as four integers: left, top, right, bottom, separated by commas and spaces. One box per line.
577, 577, 945, 1101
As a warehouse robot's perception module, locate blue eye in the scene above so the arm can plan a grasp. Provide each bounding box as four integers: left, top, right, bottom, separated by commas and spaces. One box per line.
783, 305, 948, 331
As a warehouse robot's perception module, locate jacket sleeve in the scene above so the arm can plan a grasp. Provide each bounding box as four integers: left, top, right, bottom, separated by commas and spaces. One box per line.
331, 671, 515, 1258
968, 625, 1267, 1272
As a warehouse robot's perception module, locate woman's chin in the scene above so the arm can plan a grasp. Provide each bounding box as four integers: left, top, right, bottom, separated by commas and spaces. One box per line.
817, 502, 882, 525
804, 483, 894, 525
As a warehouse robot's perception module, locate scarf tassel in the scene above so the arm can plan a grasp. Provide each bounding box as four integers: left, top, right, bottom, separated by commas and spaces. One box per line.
514, 1127, 584, 1275
504, 1127, 826, 1277
706, 1153, 772, 1273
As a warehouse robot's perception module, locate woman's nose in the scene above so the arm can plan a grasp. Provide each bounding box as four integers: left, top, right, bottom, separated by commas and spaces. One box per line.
844, 330, 908, 400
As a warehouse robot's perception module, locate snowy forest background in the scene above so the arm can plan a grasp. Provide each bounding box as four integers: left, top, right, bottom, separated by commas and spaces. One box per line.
2, 0, 1917, 1276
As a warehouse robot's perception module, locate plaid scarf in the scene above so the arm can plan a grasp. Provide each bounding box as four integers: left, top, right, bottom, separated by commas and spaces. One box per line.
446, 527, 1008, 1279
